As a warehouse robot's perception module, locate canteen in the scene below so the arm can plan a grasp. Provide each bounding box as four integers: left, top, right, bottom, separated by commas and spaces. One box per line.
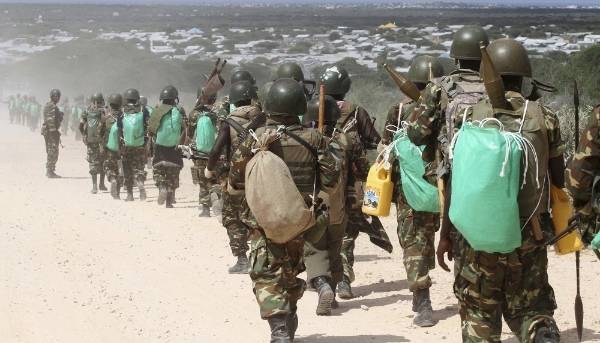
550, 183, 584, 255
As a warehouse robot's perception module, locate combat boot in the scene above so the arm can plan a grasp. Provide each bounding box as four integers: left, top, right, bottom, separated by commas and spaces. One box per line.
534, 326, 560, 343
109, 176, 119, 199
91, 174, 98, 194
313, 276, 334, 316
337, 276, 353, 299
286, 309, 298, 342
137, 177, 146, 201
267, 314, 291, 343
46, 169, 62, 178
413, 289, 435, 327
157, 182, 167, 205
99, 172, 107, 191
330, 283, 339, 309
166, 191, 174, 208
171, 190, 176, 204
198, 204, 211, 217
124, 186, 134, 202
228, 254, 249, 274
412, 292, 418, 312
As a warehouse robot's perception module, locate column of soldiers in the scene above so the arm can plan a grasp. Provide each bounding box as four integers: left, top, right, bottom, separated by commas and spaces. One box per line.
29, 24, 600, 343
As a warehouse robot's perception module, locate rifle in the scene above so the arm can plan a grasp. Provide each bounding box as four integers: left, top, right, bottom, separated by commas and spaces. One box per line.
318, 85, 325, 133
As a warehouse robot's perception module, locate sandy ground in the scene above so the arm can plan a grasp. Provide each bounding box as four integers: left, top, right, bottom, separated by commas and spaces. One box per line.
0, 108, 599, 343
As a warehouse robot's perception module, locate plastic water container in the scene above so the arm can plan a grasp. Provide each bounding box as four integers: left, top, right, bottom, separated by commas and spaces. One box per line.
362, 162, 393, 217
550, 183, 584, 255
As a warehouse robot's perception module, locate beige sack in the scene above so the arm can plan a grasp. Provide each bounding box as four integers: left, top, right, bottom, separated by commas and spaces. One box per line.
245, 129, 316, 243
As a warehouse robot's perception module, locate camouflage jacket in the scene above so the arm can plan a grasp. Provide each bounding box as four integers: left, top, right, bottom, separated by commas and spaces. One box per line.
228, 116, 342, 229
99, 108, 120, 145
41, 101, 63, 135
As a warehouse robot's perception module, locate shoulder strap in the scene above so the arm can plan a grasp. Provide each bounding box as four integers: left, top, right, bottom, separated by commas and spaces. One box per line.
284, 128, 318, 159
224, 118, 244, 134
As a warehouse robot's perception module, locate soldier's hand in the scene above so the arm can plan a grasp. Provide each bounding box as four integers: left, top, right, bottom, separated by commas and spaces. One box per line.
204, 168, 213, 179
436, 238, 453, 273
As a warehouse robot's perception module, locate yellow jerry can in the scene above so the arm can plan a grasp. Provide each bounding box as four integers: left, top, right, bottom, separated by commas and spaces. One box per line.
362, 162, 393, 217
550, 183, 584, 255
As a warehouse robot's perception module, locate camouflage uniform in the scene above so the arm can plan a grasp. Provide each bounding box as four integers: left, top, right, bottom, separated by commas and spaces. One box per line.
385, 100, 440, 292
121, 104, 148, 187
80, 108, 106, 175
407, 72, 487, 278
453, 95, 565, 343
187, 106, 221, 207
41, 101, 63, 172
566, 105, 600, 244
99, 108, 121, 188
71, 102, 85, 141
228, 116, 341, 319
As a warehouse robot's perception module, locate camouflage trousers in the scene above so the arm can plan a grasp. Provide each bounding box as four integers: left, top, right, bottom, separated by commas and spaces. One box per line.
44, 133, 60, 171
340, 209, 393, 283
192, 159, 221, 206
304, 214, 348, 286
86, 143, 105, 175
250, 233, 306, 319
153, 163, 181, 191
222, 189, 249, 256
454, 214, 559, 343
104, 149, 122, 188
396, 203, 439, 292
121, 146, 147, 187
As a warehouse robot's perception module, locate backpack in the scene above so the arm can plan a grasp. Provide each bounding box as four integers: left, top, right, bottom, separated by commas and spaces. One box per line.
156, 107, 182, 147
86, 109, 103, 144
29, 104, 40, 117
195, 113, 216, 153
245, 127, 318, 243
106, 121, 120, 152
449, 98, 549, 253
122, 111, 145, 147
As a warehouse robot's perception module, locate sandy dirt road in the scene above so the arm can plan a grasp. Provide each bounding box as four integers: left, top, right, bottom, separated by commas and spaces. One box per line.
0, 108, 599, 343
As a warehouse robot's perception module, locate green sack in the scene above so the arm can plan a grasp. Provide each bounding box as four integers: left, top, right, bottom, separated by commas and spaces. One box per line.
591, 232, 600, 250
123, 112, 145, 147
106, 123, 119, 152
449, 121, 522, 254
156, 107, 182, 147
29, 104, 40, 117
145, 105, 154, 115
195, 113, 216, 153
391, 131, 439, 212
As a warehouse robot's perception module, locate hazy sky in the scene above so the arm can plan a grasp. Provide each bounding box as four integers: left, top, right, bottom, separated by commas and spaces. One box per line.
0, 0, 597, 5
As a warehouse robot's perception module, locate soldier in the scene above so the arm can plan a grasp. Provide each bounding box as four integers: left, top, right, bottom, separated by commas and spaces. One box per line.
205, 81, 261, 274
79, 92, 107, 194
120, 88, 150, 202
14, 93, 22, 126
407, 25, 490, 280
148, 86, 186, 208
139, 96, 153, 115
275, 62, 313, 101
228, 78, 341, 342
380, 55, 444, 327
99, 93, 123, 200
315, 65, 382, 300
28, 96, 40, 132
303, 95, 362, 316
41, 89, 63, 178
187, 87, 220, 217
59, 97, 70, 136
451, 39, 564, 343
71, 95, 85, 141
22, 95, 30, 127
5, 95, 15, 124
565, 105, 600, 248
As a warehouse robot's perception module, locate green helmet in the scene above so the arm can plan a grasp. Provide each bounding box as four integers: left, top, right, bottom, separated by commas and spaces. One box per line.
305, 95, 341, 124
484, 38, 532, 78
230, 66, 245, 76
450, 25, 489, 61
264, 78, 307, 117
408, 55, 444, 84
123, 88, 140, 102
164, 85, 179, 97
159, 86, 178, 101
50, 89, 61, 98
317, 66, 352, 95
90, 92, 104, 103
108, 93, 123, 106
276, 62, 305, 82
229, 81, 258, 104
139, 96, 148, 106
230, 70, 256, 86
257, 82, 273, 105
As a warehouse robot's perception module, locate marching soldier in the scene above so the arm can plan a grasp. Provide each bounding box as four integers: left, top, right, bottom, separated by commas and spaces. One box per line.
79, 92, 107, 194
41, 89, 63, 178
